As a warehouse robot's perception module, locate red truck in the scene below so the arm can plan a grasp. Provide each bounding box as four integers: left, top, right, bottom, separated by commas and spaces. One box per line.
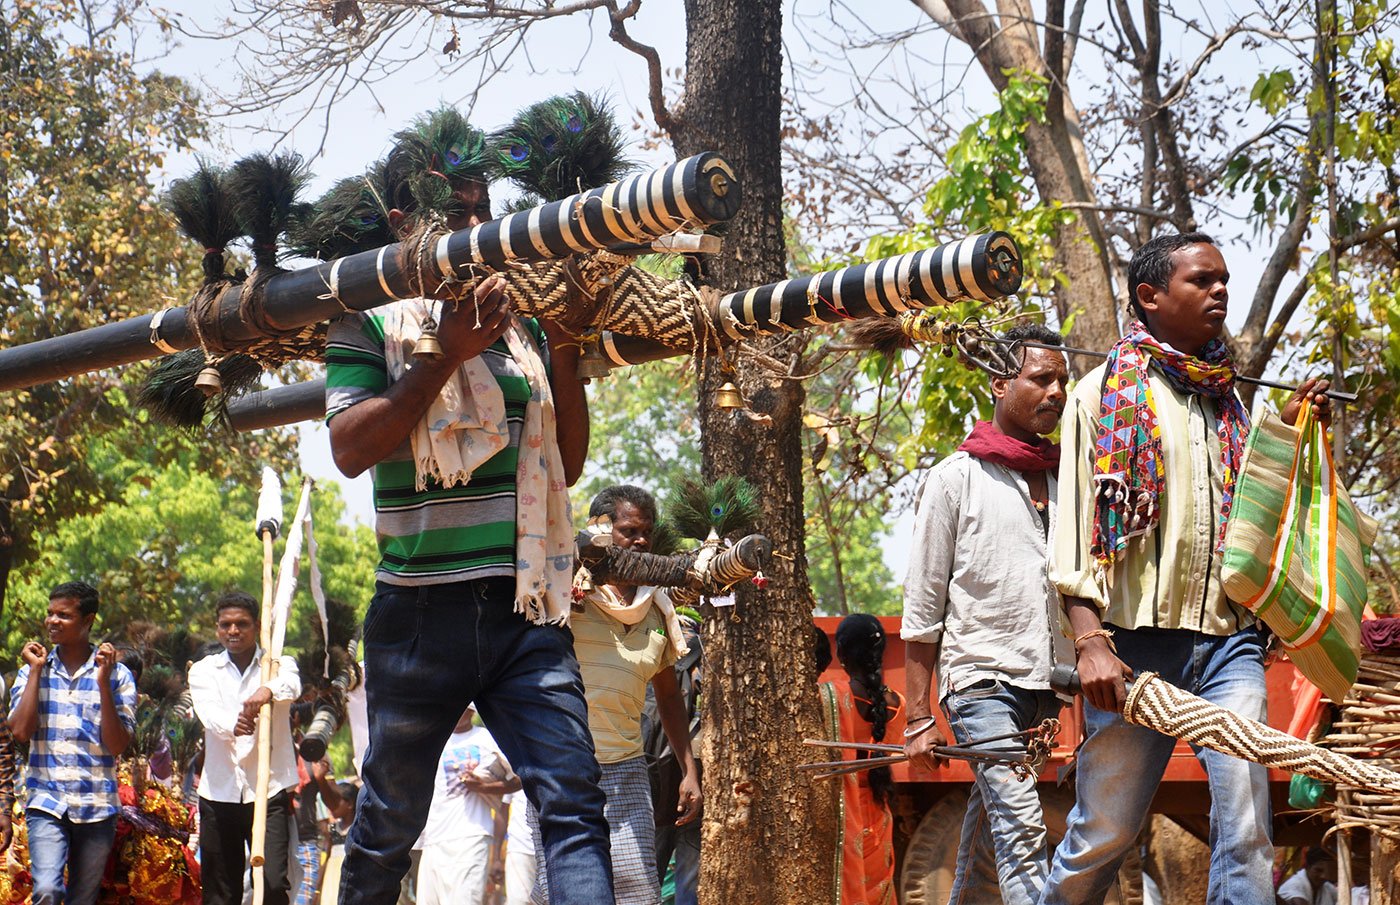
815, 615, 1321, 904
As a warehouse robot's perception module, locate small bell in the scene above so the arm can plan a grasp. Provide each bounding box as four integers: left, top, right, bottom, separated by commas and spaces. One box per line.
714, 381, 744, 409
194, 364, 223, 397
576, 341, 611, 380
413, 317, 444, 360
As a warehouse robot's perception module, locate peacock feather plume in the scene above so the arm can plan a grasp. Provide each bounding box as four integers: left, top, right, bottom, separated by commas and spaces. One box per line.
669, 475, 760, 542
137, 348, 265, 429
285, 162, 395, 261
647, 517, 682, 557
164, 159, 241, 284
226, 150, 311, 268
384, 107, 492, 224
165, 711, 203, 773
493, 92, 632, 202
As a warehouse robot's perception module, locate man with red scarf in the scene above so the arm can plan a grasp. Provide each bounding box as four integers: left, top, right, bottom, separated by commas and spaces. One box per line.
1042, 233, 1331, 905
902, 323, 1073, 905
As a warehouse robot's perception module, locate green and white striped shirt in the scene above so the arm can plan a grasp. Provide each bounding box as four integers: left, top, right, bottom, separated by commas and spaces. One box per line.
324, 305, 549, 586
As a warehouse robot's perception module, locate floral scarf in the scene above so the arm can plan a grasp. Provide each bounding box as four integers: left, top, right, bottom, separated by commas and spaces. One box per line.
1091, 321, 1248, 573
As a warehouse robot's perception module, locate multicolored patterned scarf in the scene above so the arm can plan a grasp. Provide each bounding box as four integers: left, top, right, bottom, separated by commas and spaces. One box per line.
1091, 322, 1248, 573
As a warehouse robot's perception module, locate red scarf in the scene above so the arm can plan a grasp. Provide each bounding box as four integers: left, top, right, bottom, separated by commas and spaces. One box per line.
958, 420, 1060, 472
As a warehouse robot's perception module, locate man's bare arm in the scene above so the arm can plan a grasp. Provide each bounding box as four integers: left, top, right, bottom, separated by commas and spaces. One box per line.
1064, 596, 1134, 713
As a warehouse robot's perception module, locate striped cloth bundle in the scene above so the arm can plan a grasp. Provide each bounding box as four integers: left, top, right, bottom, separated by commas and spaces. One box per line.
1222, 408, 1379, 702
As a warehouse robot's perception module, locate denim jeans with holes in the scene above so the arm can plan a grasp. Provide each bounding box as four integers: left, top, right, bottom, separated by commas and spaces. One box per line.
26, 810, 116, 905
943, 681, 1061, 905
1040, 624, 1273, 905
338, 577, 612, 905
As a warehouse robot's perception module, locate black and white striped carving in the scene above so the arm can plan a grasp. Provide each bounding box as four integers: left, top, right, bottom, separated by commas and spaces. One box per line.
712, 231, 1021, 341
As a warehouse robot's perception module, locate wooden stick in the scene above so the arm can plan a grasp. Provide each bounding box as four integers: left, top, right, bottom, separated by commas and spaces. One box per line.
250, 526, 275, 905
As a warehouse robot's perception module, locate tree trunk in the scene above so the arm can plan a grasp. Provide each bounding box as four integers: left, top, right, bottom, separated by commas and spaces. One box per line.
0, 499, 11, 619
675, 0, 837, 901
938, 0, 1123, 358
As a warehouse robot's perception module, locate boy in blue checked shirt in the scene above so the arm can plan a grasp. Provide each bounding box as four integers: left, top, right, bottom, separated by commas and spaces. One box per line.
9, 580, 136, 905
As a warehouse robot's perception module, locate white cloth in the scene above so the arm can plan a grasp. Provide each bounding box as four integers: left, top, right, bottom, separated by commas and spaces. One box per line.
504, 792, 534, 857
417, 833, 491, 905
901, 451, 1073, 700
347, 660, 368, 777
416, 727, 503, 849
505, 848, 536, 905
382, 305, 574, 625
1277, 871, 1337, 905
189, 647, 301, 803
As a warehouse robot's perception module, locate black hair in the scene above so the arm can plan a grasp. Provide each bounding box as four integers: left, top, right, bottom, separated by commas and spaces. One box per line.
588, 484, 659, 526
119, 647, 144, 686
1000, 323, 1063, 347
194, 641, 225, 662
1126, 231, 1217, 322
835, 613, 893, 806
49, 581, 99, 617
214, 590, 259, 622
812, 623, 833, 675
1303, 846, 1331, 868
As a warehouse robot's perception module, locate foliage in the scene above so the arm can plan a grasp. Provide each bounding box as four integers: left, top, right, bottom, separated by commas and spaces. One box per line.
4, 435, 379, 662
0, 0, 300, 608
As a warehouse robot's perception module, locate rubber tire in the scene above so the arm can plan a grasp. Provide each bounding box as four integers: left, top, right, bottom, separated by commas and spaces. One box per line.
898, 786, 1143, 905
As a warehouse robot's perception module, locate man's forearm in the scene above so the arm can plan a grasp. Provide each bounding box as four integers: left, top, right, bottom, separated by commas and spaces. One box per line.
905, 640, 940, 720
1063, 596, 1106, 637
329, 358, 460, 477
543, 325, 589, 486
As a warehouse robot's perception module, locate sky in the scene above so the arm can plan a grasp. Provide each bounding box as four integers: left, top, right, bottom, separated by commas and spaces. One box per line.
141, 1, 1316, 589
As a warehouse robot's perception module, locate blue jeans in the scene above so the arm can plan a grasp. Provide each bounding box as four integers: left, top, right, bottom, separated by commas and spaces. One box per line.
339, 578, 612, 905
26, 810, 116, 905
943, 682, 1061, 905
1041, 625, 1273, 905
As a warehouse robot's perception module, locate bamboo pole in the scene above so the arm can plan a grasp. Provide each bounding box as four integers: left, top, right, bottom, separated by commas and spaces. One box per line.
250, 468, 282, 905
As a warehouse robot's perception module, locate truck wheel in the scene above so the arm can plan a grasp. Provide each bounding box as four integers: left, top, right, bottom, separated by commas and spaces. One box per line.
898, 786, 1143, 904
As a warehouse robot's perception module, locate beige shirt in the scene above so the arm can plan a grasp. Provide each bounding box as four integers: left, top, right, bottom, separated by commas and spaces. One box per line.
1049, 362, 1254, 635
573, 587, 679, 764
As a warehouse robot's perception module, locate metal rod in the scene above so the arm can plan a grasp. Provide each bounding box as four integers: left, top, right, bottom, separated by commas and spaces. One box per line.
1007, 338, 1358, 403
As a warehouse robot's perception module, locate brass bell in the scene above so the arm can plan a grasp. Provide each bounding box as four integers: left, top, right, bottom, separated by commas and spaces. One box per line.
576, 340, 611, 380
194, 364, 223, 397
413, 317, 444, 360
714, 381, 744, 409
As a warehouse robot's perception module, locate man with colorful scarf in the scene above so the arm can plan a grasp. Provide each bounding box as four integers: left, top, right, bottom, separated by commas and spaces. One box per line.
324, 108, 610, 905
902, 323, 1073, 905
1042, 233, 1331, 905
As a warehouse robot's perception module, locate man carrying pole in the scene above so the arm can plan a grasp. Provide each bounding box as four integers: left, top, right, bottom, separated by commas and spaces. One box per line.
189, 590, 302, 905
325, 109, 608, 905
1041, 232, 1333, 904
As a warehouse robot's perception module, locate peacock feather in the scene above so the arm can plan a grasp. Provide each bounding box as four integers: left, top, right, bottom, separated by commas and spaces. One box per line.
384, 107, 492, 223
285, 162, 394, 261
493, 92, 632, 202
137, 349, 265, 429
164, 160, 240, 284
226, 150, 311, 268
647, 517, 682, 557
669, 475, 760, 543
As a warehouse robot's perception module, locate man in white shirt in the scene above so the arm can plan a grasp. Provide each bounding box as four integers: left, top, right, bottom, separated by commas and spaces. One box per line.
189, 591, 302, 905
501, 790, 534, 905
416, 706, 518, 905
1277, 847, 1337, 905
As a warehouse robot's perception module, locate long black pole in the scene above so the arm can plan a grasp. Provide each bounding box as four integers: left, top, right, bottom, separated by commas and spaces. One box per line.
0, 153, 742, 393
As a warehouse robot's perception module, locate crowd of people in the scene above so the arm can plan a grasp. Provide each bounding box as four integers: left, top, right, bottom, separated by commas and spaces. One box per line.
0, 98, 1358, 905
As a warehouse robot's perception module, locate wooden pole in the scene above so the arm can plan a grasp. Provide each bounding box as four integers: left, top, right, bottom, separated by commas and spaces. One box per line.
250, 468, 283, 905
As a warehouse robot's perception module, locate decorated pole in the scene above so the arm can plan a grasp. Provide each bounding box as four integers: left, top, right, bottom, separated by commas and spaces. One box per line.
223, 235, 1026, 430
0, 153, 742, 392
596, 231, 1022, 367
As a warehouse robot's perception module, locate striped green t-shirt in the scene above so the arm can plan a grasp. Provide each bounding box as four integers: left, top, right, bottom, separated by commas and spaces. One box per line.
324, 307, 549, 586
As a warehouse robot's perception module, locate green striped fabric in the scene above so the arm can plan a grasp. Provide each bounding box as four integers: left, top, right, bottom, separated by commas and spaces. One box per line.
1222, 410, 1378, 702
324, 308, 549, 585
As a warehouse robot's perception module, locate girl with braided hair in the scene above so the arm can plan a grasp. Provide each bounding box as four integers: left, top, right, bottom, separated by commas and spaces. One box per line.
819, 614, 904, 905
